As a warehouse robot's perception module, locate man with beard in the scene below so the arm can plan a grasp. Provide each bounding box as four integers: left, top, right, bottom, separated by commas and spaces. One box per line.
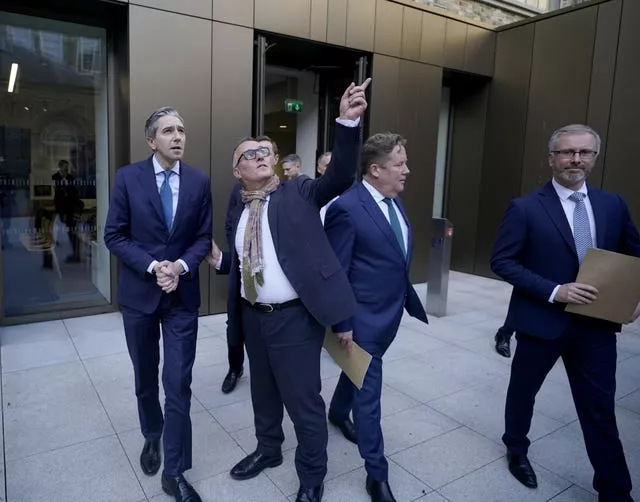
491, 124, 640, 501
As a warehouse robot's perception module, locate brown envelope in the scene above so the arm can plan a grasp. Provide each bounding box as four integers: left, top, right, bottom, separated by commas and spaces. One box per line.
323, 331, 372, 390
565, 248, 640, 324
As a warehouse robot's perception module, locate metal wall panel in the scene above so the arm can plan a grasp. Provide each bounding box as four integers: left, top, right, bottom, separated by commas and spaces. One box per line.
520, 7, 597, 195
374, 0, 403, 57
255, 0, 311, 40
464, 26, 495, 77
420, 12, 445, 67
401, 6, 422, 61
310, 0, 328, 42
346, 0, 375, 51
369, 54, 400, 134
129, 5, 213, 309
131, 0, 211, 19
474, 25, 534, 276
327, 0, 347, 46
212, 0, 254, 27
210, 22, 254, 313
444, 19, 467, 70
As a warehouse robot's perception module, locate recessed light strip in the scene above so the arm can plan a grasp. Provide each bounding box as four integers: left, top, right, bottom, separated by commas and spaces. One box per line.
8, 63, 19, 93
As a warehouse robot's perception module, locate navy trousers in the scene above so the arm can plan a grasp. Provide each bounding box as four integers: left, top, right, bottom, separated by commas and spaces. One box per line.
504, 326, 632, 501
122, 293, 198, 477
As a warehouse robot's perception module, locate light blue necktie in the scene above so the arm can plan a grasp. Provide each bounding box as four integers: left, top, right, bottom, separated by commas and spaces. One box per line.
160, 170, 174, 230
569, 192, 592, 263
383, 198, 406, 257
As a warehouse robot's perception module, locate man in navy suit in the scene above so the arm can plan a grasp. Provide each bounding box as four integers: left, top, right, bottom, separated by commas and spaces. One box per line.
491, 124, 640, 501
209, 79, 370, 502
105, 107, 212, 502
324, 133, 428, 502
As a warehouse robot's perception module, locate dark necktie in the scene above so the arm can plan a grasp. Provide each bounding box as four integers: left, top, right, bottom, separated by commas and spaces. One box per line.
568, 191, 592, 263
383, 198, 406, 257
160, 170, 174, 230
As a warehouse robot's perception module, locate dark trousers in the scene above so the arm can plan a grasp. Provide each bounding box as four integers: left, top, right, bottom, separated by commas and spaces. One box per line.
504, 327, 632, 501
241, 301, 327, 488
121, 294, 198, 477
330, 336, 395, 482
228, 334, 244, 372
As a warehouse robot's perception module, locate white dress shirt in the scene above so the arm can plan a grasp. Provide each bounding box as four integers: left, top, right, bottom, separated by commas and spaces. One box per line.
549, 178, 596, 302
320, 196, 339, 225
362, 179, 409, 253
147, 155, 188, 274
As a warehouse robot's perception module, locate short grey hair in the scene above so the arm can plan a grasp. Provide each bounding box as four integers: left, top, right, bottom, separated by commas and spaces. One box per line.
145, 107, 184, 138
282, 154, 301, 165
548, 124, 601, 154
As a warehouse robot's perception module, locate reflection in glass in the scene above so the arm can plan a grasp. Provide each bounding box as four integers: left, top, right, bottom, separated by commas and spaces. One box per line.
0, 13, 110, 317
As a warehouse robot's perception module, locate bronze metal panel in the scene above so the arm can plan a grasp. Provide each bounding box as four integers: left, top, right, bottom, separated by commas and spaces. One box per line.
474, 25, 534, 277
401, 6, 422, 61
420, 12, 445, 67
129, 6, 213, 310
444, 19, 467, 71
369, 54, 400, 134
210, 22, 253, 313
310, 0, 328, 42
131, 0, 212, 19
520, 6, 597, 195
327, 0, 347, 46
212, 0, 254, 27
401, 61, 442, 283
255, 0, 311, 40
602, 0, 640, 224
346, 0, 375, 51
464, 26, 495, 77
374, 0, 403, 57
585, 0, 622, 189
447, 85, 490, 273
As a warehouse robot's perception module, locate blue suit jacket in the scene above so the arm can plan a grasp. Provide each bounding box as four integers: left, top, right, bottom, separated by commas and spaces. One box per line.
224, 123, 360, 345
325, 182, 428, 344
104, 157, 212, 314
491, 181, 640, 339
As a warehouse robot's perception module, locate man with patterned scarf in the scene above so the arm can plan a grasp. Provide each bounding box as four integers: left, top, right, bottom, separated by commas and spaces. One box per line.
210, 79, 371, 502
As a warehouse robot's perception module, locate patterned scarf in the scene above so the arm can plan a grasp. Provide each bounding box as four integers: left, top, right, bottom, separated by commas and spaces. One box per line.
240, 175, 280, 303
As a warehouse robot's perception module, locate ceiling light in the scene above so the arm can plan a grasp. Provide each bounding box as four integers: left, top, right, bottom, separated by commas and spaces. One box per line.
24, 106, 29, 111
279, 125, 287, 129
8, 63, 19, 93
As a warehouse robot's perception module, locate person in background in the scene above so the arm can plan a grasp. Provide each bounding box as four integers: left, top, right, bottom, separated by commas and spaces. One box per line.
282, 153, 303, 180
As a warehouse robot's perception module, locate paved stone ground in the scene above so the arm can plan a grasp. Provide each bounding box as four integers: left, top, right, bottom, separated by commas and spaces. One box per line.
1, 271, 639, 501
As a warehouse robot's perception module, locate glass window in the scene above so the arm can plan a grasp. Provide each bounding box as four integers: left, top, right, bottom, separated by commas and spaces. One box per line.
0, 12, 111, 317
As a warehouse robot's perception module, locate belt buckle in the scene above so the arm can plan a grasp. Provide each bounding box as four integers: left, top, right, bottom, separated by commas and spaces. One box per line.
259, 303, 274, 313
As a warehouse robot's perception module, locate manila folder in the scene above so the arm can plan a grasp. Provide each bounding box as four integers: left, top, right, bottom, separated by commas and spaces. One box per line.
565, 248, 640, 324
323, 331, 372, 390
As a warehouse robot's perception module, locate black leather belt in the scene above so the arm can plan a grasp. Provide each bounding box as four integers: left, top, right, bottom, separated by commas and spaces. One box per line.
242, 298, 302, 313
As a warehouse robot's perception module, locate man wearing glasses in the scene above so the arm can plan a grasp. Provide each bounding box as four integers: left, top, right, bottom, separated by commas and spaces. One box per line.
210, 80, 371, 502
491, 124, 640, 501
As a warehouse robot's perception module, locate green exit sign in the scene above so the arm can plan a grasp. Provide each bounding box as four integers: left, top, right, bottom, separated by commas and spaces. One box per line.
284, 99, 304, 113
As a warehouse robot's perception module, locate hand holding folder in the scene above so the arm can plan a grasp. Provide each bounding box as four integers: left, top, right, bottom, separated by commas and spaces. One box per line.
323, 330, 372, 390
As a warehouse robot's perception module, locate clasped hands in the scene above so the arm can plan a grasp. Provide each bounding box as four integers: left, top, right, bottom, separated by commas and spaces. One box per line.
154, 260, 184, 293
556, 282, 640, 324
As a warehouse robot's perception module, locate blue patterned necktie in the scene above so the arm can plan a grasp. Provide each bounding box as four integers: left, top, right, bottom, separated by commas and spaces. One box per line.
160, 170, 174, 230
569, 192, 592, 263
383, 198, 406, 257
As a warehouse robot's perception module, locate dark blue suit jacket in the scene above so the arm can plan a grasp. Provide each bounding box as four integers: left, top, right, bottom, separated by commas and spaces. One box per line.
105, 157, 212, 314
491, 181, 640, 339
324, 182, 428, 344
224, 123, 360, 345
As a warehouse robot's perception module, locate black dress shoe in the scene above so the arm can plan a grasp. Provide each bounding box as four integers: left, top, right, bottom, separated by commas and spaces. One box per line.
494, 330, 511, 358
328, 414, 357, 444
221, 367, 243, 394
295, 484, 324, 502
140, 438, 161, 476
230, 450, 283, 480
161, 472, 202, 502
506, 451, 537, 488
366, 476, 397, 502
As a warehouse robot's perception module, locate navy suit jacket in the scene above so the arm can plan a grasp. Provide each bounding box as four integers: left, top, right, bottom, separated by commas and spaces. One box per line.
104, 157, 212, 314
224, 123, 360, 345
325, 182, 428, 345
491, 181, 640, 339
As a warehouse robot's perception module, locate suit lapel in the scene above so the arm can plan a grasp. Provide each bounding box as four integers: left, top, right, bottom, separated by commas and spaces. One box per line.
395, 197, 411, 268
138, 157, 166, 226
267, 185, 283, 250
538, 181, 576, 256
358, 183, 405, 261
587, 187, 606, 248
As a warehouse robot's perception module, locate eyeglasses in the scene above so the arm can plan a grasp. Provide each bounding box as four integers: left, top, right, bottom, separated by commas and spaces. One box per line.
552, 149, 598, 160
235, 146, 271, 166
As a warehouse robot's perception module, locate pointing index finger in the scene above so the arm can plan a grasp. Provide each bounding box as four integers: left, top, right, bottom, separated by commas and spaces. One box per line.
359, 77, 372, 91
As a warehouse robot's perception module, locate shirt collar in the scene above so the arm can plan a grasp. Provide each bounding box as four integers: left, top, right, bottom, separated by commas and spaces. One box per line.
552, 177, 588, 201
362, 179, 386, 204
152, 155, 180, 176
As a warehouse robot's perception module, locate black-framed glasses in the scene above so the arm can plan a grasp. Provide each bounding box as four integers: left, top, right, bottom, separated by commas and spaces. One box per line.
235, 146, 271, 166
552, 149, 598, 160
